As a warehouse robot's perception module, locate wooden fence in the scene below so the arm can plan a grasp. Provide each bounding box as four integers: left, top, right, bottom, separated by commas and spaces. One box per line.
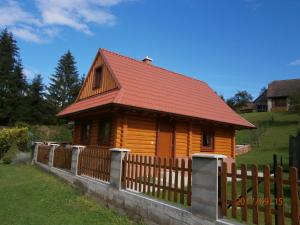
122, 154, 192, 207
289, 130, 300, 175
53, 145, 72, 170
77, 146, 111, 182
220, 162, 299, 225
37, 144, 51, 165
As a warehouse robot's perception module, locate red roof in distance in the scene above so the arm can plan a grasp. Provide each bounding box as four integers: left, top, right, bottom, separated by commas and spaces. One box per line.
58, 49, 255, 129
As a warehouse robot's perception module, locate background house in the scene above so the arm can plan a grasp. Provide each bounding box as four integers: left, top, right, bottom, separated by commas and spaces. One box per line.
254, 78, 300, 112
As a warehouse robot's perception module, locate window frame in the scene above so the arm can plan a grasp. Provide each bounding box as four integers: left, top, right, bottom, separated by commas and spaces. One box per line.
98, 118, 112, 146
201, 128, 214, 151
80, 121, 91, 145
93, 66, 103, 89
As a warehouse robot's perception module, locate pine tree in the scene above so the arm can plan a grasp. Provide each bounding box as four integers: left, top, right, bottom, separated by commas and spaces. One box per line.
47, 51, 81, 111
0, 29, 27, 124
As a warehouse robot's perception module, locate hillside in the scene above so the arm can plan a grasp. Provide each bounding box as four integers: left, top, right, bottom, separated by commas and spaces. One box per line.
236, 112, 300, 168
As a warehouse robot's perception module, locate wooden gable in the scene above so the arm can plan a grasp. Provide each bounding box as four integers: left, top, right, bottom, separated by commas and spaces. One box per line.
77, 53, 118, 101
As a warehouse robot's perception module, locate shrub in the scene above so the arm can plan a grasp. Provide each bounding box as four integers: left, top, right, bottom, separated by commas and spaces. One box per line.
0, 127, 29, 159
2, 142, 19, 164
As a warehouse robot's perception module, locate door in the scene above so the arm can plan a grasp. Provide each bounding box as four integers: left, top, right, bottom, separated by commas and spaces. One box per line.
157, 121, 174, 158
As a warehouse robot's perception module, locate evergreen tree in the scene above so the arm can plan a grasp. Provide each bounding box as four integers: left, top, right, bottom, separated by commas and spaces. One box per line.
47, 51, 80, 111
27, 74, 56, 124
0, 29, 27, 124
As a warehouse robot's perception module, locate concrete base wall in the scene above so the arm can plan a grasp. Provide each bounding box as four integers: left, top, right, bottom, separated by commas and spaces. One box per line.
34, 162, 236, 225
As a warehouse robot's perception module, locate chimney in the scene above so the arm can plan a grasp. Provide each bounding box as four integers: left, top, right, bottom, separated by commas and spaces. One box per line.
142, 56, 152, 65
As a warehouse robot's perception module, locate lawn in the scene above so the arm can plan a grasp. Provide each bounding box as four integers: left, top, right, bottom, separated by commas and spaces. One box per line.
236, 112, 300, 169
0, 164, 137, 225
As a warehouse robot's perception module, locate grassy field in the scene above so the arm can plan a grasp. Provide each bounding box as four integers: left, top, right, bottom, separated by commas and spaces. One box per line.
236, 112, 300, 169
0, 164, 137, 225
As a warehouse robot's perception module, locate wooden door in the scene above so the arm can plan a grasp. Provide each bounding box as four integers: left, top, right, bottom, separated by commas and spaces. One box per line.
157, 121, 174, 158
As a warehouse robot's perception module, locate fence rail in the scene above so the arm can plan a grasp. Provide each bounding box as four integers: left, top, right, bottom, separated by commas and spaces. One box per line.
53, 145, 72, 170
220, 162, 299, 225
77, 146, 111, 182
37, 145, 51, 165
122, 154, 192, 207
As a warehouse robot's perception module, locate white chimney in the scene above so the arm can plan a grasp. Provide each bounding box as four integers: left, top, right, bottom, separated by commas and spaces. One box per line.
142, 56, 152, 65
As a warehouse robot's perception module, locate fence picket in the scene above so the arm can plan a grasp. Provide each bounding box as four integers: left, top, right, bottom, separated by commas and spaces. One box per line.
180, 159, 185, 205
241, 164, 248, 222
147, 156, 151, 195
139, 155, 142, 192
187, 158, 192, 206
162, 158, 167, 199
231, 163, 237, 218
174, 159, 179, 203
276, 166, 285, 225
157, 157, 161, 198
263, 165, 272, 225
152, 157, 157, 196
252, 165, 259, 224
289, 167, 299, 225
168, 158, 173, 201
221, 162, 227, 216
143, 156, 147, 193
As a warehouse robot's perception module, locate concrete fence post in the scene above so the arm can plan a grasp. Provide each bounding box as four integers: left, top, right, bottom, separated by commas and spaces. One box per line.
48, 144, 60, 167
109, 148, 130, 189
191, 153, 226, 222
32, 142, 43, 164
71, 145, 86, 175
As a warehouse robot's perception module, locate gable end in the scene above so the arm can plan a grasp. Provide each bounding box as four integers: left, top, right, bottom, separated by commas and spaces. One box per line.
77, 51, 119, 101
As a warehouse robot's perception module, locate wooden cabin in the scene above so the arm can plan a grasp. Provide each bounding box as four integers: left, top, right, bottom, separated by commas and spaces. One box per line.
58, 49, 254, 160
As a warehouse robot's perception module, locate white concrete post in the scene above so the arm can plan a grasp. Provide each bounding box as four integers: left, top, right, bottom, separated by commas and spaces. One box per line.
109, 148, 130, 189
71, 145, 86, 175
48, 144, 60, 167
32, 142, 43, 164
191, 153, 226, 222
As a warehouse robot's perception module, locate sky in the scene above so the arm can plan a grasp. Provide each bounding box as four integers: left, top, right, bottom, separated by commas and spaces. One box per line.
1, 0, 300, 99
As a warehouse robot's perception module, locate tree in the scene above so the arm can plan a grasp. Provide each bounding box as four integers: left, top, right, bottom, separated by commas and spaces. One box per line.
27, 74, 56, 124
47, 51, 81, 112
226, 90, 253, 111
0, 29, 27, 125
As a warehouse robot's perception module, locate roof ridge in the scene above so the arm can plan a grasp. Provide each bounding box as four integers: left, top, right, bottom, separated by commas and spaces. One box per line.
100, 48, 208, 85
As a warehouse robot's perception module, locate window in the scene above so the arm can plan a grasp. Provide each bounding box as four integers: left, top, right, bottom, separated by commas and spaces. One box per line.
81, 122, 91, 145
202, 129, 214, 151
98, 118, 112, 145
93, 66, 103, 89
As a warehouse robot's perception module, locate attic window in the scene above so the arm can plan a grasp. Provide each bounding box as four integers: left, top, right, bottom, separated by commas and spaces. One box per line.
93, 66, 103, 89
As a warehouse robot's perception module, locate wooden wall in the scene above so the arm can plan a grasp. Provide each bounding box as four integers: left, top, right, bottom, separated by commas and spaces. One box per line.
78, 54, 118, 100
73, 117, 117, 151
115, 115, 157, 155
73, 113, 236, 158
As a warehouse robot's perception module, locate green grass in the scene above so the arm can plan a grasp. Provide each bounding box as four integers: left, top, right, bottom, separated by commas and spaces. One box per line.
236, 112, 300, 169
0, 164, 137, 225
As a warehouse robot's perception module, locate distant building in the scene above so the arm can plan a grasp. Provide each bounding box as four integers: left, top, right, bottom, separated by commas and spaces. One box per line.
254, 78, 300, 112
240, 102, 255, 113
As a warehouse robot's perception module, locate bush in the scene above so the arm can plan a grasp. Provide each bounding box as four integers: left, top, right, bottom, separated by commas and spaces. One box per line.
0, 127, 29, 159
2, 142, 19, 164
30, 125, 72, 143
2, 156, 12, 164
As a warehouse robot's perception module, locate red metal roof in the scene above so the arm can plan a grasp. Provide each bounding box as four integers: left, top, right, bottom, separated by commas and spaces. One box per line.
58, 49, 254, 128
